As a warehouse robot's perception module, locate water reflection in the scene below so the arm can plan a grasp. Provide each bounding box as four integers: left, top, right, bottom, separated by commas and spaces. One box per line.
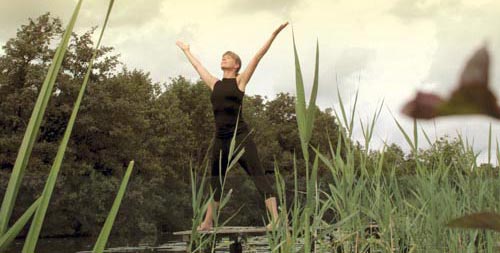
5, 234, 285, 253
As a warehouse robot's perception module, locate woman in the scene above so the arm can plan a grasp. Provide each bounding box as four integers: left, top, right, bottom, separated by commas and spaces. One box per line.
176, 22, 289, 231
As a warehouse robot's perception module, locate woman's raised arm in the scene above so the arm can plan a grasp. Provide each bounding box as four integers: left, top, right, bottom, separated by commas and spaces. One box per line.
237, 22, 289, 87
176, 40, 218, 89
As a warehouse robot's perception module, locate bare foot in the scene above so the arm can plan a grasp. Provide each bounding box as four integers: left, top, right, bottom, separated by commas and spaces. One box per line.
266, 223, 274, 230
266, 219, 291, 231
266, 220, 279, 231
197, 221, 213, 231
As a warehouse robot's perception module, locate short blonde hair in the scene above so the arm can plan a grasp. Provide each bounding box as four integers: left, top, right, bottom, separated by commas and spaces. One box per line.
223, 51, 241, 74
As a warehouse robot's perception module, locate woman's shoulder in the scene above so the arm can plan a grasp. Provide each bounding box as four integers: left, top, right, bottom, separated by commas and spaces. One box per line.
210, 79, 221, 91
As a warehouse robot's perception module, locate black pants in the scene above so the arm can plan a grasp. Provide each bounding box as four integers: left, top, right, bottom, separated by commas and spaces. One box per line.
210, 129, 275, 202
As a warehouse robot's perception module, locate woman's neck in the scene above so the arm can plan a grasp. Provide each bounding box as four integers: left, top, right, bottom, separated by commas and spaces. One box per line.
222, 71, 237, 79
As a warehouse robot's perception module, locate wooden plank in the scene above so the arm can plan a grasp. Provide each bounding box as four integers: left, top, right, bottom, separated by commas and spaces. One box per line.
173, 226, 268, 237
173, 226, 293, 243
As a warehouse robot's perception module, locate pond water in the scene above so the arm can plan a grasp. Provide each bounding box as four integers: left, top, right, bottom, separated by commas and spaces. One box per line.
5, 233, 280, 252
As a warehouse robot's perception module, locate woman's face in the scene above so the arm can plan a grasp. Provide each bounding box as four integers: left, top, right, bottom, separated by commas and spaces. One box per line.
221, 54, 239, 71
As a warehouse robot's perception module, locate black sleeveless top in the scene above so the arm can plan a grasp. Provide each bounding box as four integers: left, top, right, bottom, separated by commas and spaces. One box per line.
210, 78, 249, 138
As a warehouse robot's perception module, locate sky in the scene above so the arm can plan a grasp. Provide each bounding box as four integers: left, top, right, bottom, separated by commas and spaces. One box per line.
1, 0, 500, 165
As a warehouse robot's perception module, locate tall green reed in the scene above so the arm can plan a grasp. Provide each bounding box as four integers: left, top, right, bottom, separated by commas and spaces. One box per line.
93, 160, 134, 253
298, 27, 321, 242
0, 1, 135, 252
0, 199, 41, 252
268, 36, 499, 251
0, 0, 84, 238
23, 0, 114, 253
22, 1, 115, 252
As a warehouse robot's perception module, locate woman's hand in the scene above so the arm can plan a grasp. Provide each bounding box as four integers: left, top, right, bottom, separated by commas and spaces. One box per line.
238, 21, 289, 87
272, 22, 289, 36
176, 40, 190, 51
176, 40, 218, 88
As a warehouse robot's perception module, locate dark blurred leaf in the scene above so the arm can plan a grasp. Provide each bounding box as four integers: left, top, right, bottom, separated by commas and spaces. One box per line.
402, 46, 500, 119
447, 212, 500, 232
401, 91, 444, 119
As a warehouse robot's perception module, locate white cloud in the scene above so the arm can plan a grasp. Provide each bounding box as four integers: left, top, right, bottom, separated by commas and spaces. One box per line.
2, 0, 500, 164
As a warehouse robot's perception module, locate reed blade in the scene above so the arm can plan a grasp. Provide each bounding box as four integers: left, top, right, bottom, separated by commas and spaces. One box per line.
0, 0, 83, 236
92, 160, 134, 253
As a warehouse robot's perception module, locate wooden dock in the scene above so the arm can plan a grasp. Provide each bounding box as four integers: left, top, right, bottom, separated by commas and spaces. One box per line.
173, 226, 273, 253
